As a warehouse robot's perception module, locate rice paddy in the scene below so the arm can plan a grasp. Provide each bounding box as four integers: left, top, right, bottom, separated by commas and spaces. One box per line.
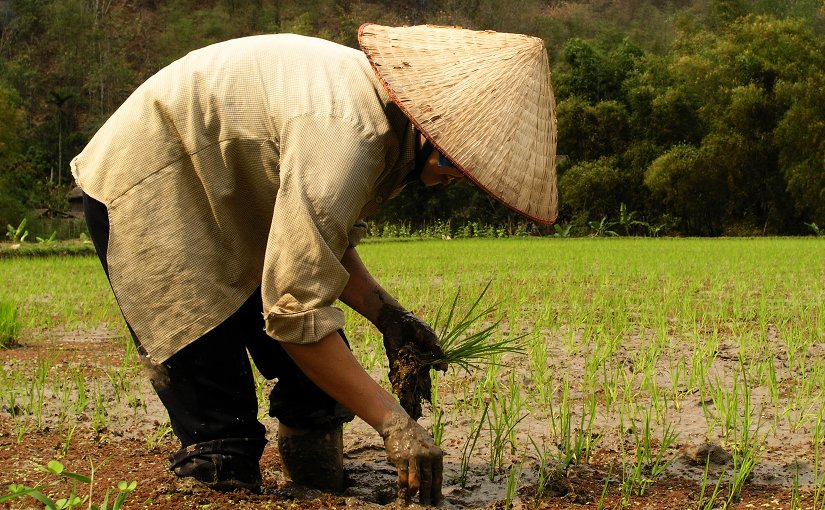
0, 237, 823, 508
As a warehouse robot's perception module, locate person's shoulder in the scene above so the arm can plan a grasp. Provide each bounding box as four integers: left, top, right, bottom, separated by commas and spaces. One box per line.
203, 33, 358, 57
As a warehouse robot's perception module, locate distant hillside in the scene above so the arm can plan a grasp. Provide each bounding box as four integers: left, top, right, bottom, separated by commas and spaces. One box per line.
1, 0, 824, 236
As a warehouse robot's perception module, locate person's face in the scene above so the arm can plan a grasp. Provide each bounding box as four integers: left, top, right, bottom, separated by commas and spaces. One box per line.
419, 149, 465, 187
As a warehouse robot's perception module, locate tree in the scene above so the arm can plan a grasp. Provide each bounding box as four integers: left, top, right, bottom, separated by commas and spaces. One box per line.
0, 82, 22, 166
556, 98, 630, 162
775, 76, 825, 225
559, 157, 626, 224
644, 144, 727, 235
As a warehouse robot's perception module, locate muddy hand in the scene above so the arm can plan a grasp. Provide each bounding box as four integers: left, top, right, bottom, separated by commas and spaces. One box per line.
377, 304, 448, 371
379, 411, 444, 505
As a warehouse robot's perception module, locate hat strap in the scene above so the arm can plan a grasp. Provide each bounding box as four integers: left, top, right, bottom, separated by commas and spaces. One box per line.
409, 133, 434, 183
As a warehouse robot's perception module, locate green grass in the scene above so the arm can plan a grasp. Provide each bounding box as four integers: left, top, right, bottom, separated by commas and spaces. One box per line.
0, 300, 20, 347
0, 255, 123, 335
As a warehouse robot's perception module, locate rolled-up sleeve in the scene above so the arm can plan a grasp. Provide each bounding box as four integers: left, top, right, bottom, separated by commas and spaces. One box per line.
262, 114, 386, 344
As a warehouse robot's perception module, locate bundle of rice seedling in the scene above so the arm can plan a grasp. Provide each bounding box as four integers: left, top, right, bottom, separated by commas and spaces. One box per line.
389, 282, 526, 420
426, 281, 526, 371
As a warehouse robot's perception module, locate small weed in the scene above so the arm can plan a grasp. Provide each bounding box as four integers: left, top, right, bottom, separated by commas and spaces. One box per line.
0, 459, 136, 510
146, 420, 173, 453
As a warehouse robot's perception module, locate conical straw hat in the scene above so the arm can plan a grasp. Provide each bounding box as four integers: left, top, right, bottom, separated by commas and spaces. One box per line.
358, 23, 558, 224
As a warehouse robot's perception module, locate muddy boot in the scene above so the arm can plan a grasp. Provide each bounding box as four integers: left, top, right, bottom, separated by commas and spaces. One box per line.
277, 423, 344, 493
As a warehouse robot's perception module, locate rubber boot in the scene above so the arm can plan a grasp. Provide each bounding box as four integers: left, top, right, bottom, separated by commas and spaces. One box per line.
277, 423, 344, 493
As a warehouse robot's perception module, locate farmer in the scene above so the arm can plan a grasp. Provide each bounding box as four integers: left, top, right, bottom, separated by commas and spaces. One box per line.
70, 24, 557, 504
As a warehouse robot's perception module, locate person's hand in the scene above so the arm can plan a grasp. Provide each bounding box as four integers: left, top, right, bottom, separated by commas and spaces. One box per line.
376, 304, 447, 371
379, 411, 444, 505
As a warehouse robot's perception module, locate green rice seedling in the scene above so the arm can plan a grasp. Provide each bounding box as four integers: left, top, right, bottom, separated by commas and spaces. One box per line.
596, 462, 614, 510
583, 336, 613, 395
554, 384, 599, 474
635, 343, 661, 398
251, 367, 268, 419
578, 393, 599, 463
0, 300, 20, 348
618, 367, 639, 408
71, 369, 88, 416
106, 366, 128, 404
28, 356, 51, 419
91, 381, 109, 439
60, 423, 77, 458
15, 418, 28, 443
390, 281, 524, 419
504, 461, 523, 509
725, 359, 764, 505
697, 454, 725, 510
486, 386, 527, 480
616, 409, 636, 505
28, 378, 46, 430
600, 362, 620, 413
452, 402, 488, 488
527, 331, 551, 410
528, 436, 552, 499
548, 377, 570, 461
430, 369, 444, 445
766, 356, 780, 427
505, 370, 526, 453
56, 375, 74, 433
623, 404, 679, 497
480, 359, 501, 394
353, 329, 384, 372
710, 374, 740, 443
726, 439, 761, 506
812, 408, 825, 509
121, 336, 140, 369
784, 376, 820, 433
3, 364, 22, 417
791, 464, 802, 510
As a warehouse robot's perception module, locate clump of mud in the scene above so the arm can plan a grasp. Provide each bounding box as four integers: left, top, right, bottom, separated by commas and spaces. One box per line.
387, 344, 432, 420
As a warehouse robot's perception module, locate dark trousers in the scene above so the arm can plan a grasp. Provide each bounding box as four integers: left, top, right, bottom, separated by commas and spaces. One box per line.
82, 194, 353, 469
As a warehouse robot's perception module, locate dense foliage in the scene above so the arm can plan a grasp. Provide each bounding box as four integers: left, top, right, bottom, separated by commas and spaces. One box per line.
1, 0, 823, 237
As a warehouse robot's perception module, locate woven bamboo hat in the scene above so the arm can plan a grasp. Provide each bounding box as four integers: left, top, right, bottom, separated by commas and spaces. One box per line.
358, 23, 558, 224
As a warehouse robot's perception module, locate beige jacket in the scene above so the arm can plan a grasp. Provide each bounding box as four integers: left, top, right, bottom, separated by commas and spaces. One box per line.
71, 34, 415, 362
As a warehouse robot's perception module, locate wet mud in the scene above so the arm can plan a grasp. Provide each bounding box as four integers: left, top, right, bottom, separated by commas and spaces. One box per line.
387, 343, 432, 420
0, 328, 819, 509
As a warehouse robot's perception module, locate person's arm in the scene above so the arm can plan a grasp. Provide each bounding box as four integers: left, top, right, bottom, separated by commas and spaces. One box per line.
279, 331, 443, 504
338, 246, 400, 323
339, 246, 447, 371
